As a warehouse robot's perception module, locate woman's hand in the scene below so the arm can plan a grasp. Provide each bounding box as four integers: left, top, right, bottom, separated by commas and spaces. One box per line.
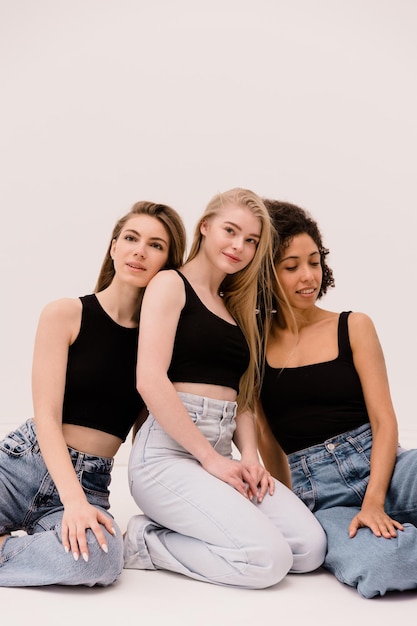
202, 453, 274, 502
61, 500, 116, 561
241, 461, 275, 503
349, 504, 404, 539
201, 454, 254, 498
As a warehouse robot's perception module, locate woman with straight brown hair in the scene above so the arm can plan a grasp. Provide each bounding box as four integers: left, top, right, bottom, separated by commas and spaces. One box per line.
0, 201, 186, 587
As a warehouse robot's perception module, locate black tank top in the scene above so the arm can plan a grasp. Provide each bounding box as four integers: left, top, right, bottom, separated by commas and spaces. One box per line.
260, 311, 369, 454
167, 271, 250, 392
62, 294, 144, 441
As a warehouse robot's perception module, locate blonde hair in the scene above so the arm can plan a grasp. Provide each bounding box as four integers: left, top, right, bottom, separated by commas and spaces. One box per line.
187, 188, 276, 412
95, 201, 186, 296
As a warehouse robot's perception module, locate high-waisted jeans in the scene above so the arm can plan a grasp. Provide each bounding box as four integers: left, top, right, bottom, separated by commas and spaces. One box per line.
288, 422, 417, 598
124, 392, 326, 589
0, 419, 123, 587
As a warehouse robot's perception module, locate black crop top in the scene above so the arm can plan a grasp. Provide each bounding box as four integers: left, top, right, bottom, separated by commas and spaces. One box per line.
62, 294, 144, 441
167, 271, 250, 392
260, 311, 369, 454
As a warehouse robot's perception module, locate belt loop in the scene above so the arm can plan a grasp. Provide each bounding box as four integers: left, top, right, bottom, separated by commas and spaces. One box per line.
347, 435, 363, 453
301, 456, 311, 478
72, 449, 84, 472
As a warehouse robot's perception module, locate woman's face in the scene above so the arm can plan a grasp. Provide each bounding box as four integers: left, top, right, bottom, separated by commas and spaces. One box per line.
276, 233, 322, 311
111, 214, 170, 288
200, 203, 261, 274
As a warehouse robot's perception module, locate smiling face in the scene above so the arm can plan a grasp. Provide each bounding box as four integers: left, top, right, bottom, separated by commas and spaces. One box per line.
276, 232, 323, 311
110, 214, 170, 288
200, 203, 261, 274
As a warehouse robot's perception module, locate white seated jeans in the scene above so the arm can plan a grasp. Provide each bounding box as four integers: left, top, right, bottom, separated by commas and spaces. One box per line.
124, 392, 326, 589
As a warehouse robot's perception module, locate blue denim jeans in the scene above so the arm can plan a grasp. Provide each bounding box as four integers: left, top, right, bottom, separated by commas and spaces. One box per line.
0, 419, 123, 587
124, 392, 326, 589
288, 422, 417, 598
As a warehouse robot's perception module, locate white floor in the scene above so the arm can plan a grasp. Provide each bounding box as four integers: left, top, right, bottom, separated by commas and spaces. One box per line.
2, 440, 417, 625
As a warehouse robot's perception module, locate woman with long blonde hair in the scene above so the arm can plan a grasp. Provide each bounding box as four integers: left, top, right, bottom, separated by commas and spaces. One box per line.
124, 188, 326, 589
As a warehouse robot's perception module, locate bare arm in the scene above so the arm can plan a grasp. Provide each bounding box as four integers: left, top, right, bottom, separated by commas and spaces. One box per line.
137, 271, 250, 497
32, 299, 113, 560
255, 398, 292, 489
348, 312, 403, 538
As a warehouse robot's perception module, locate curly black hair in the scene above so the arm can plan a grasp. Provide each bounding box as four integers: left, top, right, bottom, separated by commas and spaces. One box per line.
263, 199, 335, 299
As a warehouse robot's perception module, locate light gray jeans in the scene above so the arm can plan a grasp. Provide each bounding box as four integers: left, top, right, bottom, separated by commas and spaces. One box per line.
124, 392, 326, 589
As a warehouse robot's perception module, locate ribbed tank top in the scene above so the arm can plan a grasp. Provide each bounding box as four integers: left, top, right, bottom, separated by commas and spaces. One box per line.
62, 294, 144, 441
260, 311, 369, 454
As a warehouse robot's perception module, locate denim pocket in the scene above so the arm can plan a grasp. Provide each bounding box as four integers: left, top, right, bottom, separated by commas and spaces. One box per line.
0, 425, 35, 457
189, 410, 200, 425
292, 478, 316, 512
80, 467, 111, 501
74, 455, 111, 508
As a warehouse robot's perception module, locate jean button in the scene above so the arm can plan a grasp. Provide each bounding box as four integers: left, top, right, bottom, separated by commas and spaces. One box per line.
327, 443, 335, 451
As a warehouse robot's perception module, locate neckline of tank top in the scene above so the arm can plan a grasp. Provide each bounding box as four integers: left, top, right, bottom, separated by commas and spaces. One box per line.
89, 294, 139, 331
175, 270, 239, 329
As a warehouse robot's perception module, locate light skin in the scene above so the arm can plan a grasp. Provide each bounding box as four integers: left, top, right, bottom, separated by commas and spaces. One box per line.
256, 232, 404, 539
0, 215, 170, 558
137, 203, 274, 502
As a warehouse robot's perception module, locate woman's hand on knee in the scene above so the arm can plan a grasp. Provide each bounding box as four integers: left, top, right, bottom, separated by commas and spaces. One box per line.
201, 454, 250, 498
61, 501, 116, 561
241, 463, 275, 503
349, 505, 404, 539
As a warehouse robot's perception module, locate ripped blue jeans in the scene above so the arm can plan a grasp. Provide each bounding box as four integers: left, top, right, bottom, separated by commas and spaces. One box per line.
0, 419, 123, 587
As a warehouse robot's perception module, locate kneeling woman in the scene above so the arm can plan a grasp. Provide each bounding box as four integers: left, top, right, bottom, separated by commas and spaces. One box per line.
124, 188, 326, 589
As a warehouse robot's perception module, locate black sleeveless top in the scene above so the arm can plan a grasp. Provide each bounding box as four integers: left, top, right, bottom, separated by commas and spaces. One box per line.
260, 311, 369, 454
167, 271, 250, 392
62, 294, 144, 441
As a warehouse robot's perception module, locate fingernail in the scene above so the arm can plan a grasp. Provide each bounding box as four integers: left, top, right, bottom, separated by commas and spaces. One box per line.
73, 552, 79, 561
111, 528, 117, 536
82, 553, 89, 562
64, 546, 69, 554
101, 543, 108, 554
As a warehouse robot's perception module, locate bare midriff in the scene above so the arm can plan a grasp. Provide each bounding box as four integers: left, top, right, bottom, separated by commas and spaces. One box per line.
173, 382, 237, 402
62, 424, 122, 459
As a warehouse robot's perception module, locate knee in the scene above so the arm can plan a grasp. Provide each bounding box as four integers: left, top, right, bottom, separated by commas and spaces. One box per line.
292, 523, 327, 574
83, 526, 124, 586
325, 524, 417, 598
245, 535, 294, 589
290, 521, 327, 573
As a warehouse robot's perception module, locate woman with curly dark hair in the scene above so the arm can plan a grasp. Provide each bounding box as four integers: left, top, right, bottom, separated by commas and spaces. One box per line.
256, 199, 417, 599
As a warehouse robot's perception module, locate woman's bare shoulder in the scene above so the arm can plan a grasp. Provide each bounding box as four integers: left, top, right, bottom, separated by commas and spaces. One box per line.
39, 297, 82, 321
147, 269, 183, 290
142, 269, 186, 310
347, 311, 379, 347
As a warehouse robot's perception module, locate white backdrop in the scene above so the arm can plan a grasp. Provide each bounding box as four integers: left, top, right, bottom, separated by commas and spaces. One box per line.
1, 0, 416, 444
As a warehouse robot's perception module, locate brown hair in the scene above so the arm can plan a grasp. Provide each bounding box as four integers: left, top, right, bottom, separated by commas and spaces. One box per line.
95, 201, 186, 292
